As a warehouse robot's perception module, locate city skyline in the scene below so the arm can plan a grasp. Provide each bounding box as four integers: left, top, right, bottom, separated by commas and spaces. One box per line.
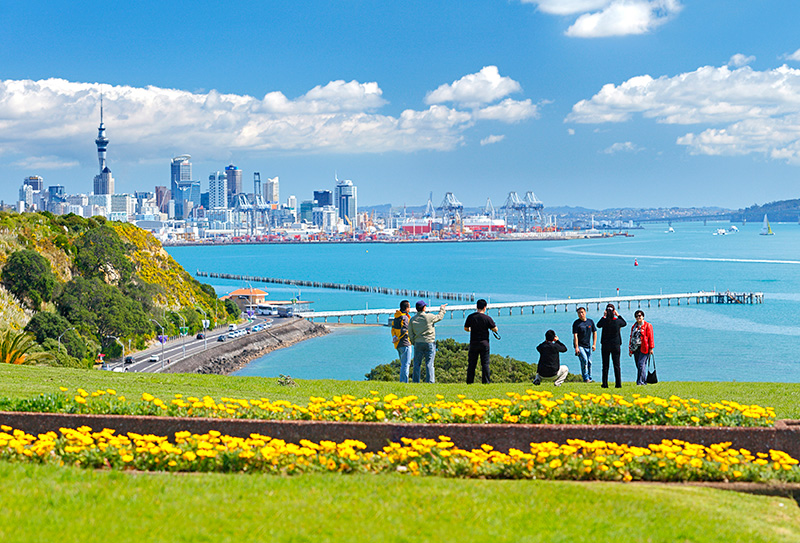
3, 1, 800, 209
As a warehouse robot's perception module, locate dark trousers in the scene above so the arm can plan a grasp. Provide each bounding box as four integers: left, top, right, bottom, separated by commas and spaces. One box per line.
601, 345, 622, 387
467, 341, 491, 384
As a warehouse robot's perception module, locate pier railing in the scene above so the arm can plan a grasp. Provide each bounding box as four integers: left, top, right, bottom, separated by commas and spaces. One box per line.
297, 291, 763, 324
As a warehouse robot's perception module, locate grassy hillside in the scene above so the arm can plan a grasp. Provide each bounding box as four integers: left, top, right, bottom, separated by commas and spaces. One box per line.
0, 211, 234, 367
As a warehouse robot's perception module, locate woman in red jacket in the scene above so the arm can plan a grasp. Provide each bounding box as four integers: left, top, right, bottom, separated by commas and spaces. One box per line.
629, 310, 654, 385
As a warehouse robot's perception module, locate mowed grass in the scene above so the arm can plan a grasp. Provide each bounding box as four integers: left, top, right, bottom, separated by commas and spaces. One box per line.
1, 364, 799, 418
2, 364, 800, 543
1, 462, 799, 543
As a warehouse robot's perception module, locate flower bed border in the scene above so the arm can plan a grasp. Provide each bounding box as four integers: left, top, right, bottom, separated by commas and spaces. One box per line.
2, 411, 799, 459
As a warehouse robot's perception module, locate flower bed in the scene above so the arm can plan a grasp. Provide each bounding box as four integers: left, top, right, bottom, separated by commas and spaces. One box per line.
0, 388, 777, 427
1, 424, 798, 483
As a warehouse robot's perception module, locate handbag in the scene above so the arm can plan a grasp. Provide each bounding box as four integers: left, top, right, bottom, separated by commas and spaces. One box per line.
646, 353, 658, 384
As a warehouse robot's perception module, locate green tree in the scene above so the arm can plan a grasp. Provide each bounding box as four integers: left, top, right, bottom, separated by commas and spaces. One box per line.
73, 225, 133, 283
24, 311, 86, 359
1, 249, 57, 309
56, 277, 150, 342
224, 299, 241, 319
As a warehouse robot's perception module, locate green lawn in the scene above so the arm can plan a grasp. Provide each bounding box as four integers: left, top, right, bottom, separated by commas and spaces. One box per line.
0, 462, 798, 543
1, 364, 799, 418
2, 364, 799, 542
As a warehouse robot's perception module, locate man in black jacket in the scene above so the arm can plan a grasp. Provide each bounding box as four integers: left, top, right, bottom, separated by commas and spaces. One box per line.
597, 303, 627, 389
534, 329, 569, 386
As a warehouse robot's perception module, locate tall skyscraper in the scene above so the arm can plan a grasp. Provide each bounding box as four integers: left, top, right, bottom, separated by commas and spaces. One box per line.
265, 176, 279, 204
171, 155, 195, 219
208, 171, 228, 209
24, 176, 44, 191
253, 172, 262, 197
93, 98, 115, 195
334, 177, 357, 222
225, 164, 242, 204
313, 190, 333, 207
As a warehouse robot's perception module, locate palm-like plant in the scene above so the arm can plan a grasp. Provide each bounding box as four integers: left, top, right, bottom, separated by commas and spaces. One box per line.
0, 329, 54, 365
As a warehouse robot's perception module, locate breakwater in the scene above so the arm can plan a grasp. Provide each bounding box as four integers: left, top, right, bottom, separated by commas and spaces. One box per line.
196, 270, 475, 302
162, 318, 329, 375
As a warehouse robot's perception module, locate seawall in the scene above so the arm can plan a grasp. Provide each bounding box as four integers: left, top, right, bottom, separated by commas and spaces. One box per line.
162, 318, 329, 375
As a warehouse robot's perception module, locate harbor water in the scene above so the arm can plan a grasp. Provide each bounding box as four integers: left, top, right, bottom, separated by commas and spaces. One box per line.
167, 222, 800, 383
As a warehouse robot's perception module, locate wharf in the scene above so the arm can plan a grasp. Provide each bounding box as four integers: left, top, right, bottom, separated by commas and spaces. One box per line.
298, 291, 763, 324
197, 270, 475, 302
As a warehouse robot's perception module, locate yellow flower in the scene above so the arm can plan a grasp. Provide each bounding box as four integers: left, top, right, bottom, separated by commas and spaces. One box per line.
121, 454, 134, 462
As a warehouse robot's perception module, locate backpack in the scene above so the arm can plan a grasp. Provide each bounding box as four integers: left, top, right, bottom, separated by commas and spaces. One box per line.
391, 312, 407, 347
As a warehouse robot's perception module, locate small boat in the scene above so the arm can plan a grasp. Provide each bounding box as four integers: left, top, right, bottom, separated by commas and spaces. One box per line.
713, 228, 727, 236
760, 214, 774, 236
665, 226, 675, 233
728, 225, 739, 233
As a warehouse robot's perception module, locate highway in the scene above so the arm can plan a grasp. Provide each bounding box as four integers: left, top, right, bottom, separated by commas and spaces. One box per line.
102, 316, 282, 373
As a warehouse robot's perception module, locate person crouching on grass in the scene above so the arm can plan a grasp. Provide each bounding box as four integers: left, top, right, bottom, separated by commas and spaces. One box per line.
534, 329, 569, 386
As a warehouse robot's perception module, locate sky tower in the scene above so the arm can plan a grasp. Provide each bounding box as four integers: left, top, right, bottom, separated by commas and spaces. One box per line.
95, 95, 108, 172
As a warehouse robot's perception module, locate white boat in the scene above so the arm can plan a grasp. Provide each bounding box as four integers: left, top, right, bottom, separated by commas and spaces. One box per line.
760, 214, 774, 236
713, 228, 727, 236
665, 226, 675, 233
728, 225, 739, 233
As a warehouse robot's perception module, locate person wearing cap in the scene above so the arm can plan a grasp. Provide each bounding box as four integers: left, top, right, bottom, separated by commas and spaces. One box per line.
597, 303, 627, 388
572, 307, 597, 383
534, 329, 569, 386
463, 298, 498, 384
408, 300, 447, 383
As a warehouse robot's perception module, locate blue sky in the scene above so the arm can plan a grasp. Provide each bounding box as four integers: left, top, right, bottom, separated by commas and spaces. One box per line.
2, 0, 800, 209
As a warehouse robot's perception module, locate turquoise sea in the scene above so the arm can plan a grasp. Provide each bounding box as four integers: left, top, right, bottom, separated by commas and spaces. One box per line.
167, 221, 800, 383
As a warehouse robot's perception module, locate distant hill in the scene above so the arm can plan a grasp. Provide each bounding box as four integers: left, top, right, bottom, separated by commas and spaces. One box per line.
730, 199, 800, 223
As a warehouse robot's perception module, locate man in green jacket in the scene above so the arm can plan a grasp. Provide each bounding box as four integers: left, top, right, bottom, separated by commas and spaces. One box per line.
408, 300, 447, 383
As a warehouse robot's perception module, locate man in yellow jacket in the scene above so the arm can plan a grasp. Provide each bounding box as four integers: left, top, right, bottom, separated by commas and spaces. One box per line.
408, 300, 447, 383
391, 300, 412, 382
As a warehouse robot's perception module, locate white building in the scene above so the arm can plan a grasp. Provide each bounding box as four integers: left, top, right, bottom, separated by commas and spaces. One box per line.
209, 171, 228, 209
265, 176, 279, 204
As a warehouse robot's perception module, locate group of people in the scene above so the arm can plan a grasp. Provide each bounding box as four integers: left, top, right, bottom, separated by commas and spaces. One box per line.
391, 299, 654, 387
544, 303, 655, 387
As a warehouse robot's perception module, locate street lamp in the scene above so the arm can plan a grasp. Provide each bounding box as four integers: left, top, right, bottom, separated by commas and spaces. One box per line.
196, 307, 209, 350
106, 335, 124, 370
149, 318, 166, 370
57, 327, 75, 355
177, 313, 187, 360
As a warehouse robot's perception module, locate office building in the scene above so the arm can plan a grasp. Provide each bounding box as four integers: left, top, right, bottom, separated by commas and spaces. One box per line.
313, 190, 333, 207
225, 164, 242, 204
155, 186, 170, 213
24, 176, 44, 191
170, 155, 193, 218
299, 200, 316, 223
265, 176, 279, 204
334, 177, 357, 222
209, 171, 228, 209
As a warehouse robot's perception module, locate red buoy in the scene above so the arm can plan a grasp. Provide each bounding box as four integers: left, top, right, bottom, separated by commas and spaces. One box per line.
634, 259, 638, 266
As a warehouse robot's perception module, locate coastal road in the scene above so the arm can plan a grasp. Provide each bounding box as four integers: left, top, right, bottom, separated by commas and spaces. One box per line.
102, 317, 285, 373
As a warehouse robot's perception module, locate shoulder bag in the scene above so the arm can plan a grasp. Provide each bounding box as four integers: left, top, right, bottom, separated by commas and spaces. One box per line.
646, 353, 658, 384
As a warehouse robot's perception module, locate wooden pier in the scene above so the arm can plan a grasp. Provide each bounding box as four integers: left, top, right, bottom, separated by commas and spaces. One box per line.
196, 270, 475, 302
297, 291, 763, 324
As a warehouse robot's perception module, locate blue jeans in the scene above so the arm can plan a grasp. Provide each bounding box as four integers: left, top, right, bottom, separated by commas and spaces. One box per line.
577, 346, 593, 381
634, 350, 649, 385
397, 345, 412, 383
412, 342, 436, 383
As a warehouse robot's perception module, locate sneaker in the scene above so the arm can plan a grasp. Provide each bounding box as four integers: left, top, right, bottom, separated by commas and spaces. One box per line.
533, 376, 541, 386
554, 383, 561, 387
584, 378, 594, 383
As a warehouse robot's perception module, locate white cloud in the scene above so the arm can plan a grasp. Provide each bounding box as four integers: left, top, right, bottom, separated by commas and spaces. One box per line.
602, 141, 642, 153
0, 73, 539, 167
567, 63, 800, 162
480, 134, 506, 146
474, 98, 540, 123
425, 66, 522, 107
12, 156, 80, 169
784, 48, 800, 62
521, 0, 682, 38
728, 54, 755, 68
567, 128, 576, 135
